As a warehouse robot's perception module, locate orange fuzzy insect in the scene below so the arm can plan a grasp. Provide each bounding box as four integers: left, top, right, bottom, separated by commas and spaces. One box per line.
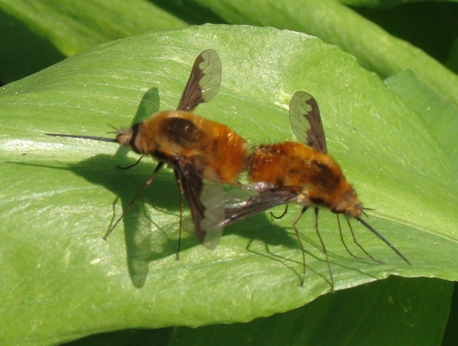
47, 49, 248, 250
225, 91, 410, 288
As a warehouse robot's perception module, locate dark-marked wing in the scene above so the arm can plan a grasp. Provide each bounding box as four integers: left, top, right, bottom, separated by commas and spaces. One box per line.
161, 117, 205, 148
174, 157, 224, 250
177, 49, 222, 112
223, 183, 303, 227
289, 91, 327, 154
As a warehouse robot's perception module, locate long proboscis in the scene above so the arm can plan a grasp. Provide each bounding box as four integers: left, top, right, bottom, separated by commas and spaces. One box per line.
45, 133, 117, 143
355, 216, 411, 265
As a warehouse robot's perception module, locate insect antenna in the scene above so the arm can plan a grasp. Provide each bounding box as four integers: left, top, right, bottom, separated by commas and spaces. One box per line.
107, 123, 120, 133
355, 216, 411, 265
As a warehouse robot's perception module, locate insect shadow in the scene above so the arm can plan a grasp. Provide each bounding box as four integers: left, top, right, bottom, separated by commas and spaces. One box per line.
72, 86, 211, 288
67, 155, 334, 288
225, 209, 380, 286
225, 212, 315, 284
31, 83, 293, 288
45, 87, 164, 288
51, 86, 180, 288
71, 154, 182, 288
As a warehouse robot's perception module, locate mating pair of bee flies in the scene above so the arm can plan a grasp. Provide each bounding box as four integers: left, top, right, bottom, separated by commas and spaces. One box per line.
46, 49, 410, 289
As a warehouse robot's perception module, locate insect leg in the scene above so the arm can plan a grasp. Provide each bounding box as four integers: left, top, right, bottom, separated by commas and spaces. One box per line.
103, 161, 164, 240
269, 203, 289, 220
173, 170, 185, 260
336, 215, 362, 259
313, 208, 334, 292
292, 205, 308, 287
345, 216, 383, 263
117, 156, 143, 170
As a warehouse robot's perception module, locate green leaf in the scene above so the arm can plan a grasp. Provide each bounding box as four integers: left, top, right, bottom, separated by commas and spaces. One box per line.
0, 0, 189, 84
0, 9, 65, 84
351, 2, 458, 65
194, 0, 458, 106
0, 26, 456, 344
339, 0, 458, 8
446, 37, 458, 74
0, 0, 187, 56
385, 69, 458, 169
171, 277, 453, 346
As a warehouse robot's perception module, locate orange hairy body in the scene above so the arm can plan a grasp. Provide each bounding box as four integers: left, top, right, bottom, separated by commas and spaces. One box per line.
249, 141, 361, 217
118, 110, 248, 183
225, 91, 410, 288
46, 49, 248, 248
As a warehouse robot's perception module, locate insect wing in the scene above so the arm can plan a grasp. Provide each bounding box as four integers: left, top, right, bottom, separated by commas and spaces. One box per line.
177, 49, 222, 112
175, 157, 224, 250
199, 176, 225, 249
289, 91, 327, 154
223, 183, 302, 227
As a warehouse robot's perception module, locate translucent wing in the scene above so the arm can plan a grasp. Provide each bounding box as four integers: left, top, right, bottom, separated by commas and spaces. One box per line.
177, 49, 222, 112
289, 91, 327, 154
223, 183, 303, 227
174, 157, 224, 250
199, 177, 225, 249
